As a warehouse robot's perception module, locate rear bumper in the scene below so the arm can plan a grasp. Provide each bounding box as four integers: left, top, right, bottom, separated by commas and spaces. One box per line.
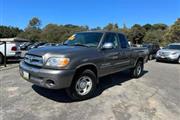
19, 61, 75, 89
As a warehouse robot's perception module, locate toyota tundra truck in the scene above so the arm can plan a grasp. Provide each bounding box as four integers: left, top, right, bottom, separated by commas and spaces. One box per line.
19, 31, 149, 100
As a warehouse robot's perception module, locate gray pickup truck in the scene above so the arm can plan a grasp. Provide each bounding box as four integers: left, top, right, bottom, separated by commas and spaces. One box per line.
19, 31, 148, 100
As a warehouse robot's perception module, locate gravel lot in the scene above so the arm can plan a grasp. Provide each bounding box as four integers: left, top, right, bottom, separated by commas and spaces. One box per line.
0, 61, 180, 120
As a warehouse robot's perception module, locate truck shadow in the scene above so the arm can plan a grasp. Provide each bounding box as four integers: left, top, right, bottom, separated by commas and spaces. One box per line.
32, 70, 148, 103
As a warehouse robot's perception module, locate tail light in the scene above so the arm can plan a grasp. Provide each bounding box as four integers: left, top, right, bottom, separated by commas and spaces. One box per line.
11, 46, 17, 51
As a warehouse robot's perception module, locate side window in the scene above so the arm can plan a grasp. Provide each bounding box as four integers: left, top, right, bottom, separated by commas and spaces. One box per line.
103, 33, 118, 48
118, 34, 129, 48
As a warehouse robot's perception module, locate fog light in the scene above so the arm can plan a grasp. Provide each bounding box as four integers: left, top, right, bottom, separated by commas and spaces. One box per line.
45, 80, 55, 88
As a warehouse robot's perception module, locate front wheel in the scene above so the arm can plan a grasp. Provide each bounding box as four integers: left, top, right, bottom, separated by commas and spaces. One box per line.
130, 61, 144, 78
66, 69, 97, 100
178, 57, 180, 64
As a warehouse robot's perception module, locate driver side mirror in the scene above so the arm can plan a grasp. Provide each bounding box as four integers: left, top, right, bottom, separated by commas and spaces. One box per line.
102, 43, 114, 50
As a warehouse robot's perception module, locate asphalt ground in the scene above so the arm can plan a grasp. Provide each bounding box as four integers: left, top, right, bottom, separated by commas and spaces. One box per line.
0, 60, 180, 120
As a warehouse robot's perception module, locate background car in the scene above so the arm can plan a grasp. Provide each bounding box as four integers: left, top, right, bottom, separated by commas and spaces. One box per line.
38, 43, 59, 48
27, 42, 47, 50
143, 43, 160, 60
0, 42, 17, 64
19, 42, 34, 50
156, 43, 180, 63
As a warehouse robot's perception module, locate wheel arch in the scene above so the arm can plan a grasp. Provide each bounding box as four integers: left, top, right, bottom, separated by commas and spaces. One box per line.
134, 57, 144, 66
74, 63, 98, 83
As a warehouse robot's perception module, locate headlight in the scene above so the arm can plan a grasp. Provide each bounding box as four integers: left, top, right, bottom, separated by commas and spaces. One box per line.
172, 52, 178, 55
46, 57, 70, 67
156, 51, 160, 55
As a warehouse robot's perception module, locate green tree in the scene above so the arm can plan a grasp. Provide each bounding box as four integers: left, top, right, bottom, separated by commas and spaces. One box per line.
113, 23, 119, 31
144, 30, 166, 45
91, 26, 101, 31
103, 23, 114, 31
143, 24, 153, 31
18, 17, 42, 41
41, 24, 64, 43
0, 26, 22, 38
164, 18, 180, 43
120, 23, 129, 36
40, 24, 89, 43
128, 24, 146, 44
152, 23, 168, 30
28, 17, 41, 29
103, 23, 119, 31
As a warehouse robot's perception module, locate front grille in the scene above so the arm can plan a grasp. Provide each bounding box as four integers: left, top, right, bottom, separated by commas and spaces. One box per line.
24, 54, 43, 67
159, 51, 170, 56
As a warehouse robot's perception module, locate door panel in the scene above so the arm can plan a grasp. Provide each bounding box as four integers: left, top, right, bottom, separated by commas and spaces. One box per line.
118, 33, 132, 68
118, 48, 132, 67
100, 49, 119, 75
99, 33, 120, 76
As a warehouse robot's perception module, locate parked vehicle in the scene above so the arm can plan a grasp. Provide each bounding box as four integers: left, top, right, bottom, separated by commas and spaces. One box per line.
19, 42, 34, 50
27, 42, 47, 50
0, 42, 17, 64
38, 43, 59, 48
19, 31, 149, 100
16, 42, 34, 58
142, 43, 160, 60
156, 43, 180, 63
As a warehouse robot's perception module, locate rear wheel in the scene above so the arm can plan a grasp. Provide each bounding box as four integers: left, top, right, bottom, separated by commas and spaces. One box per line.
156, 59, 160, 62
66, 69, 97, 100
149, 54, 153, 60
0, 53, 4, 64
130, 61, 144, 78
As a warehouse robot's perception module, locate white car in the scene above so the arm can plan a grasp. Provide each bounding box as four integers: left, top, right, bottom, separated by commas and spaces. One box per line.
156, 43, 180, 63
0, 42, 17, 64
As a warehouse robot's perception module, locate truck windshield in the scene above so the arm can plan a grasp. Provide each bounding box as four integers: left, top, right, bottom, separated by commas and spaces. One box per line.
167, 45, 180, 50
64, 32, 103, 47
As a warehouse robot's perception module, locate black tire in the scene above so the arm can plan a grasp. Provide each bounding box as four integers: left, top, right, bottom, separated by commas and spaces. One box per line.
130, 61, 144, 78
177, 57, 180, 64
66, 69, 97, 100
0, 53, 4, 64
156, 59, 160, 62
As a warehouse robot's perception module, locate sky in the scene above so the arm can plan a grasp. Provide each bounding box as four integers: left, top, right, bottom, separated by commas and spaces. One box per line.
0, 0, 180, 29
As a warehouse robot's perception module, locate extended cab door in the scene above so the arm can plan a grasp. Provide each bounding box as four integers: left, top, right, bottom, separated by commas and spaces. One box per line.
118, 33, 132, 67
99, 33, 120, 75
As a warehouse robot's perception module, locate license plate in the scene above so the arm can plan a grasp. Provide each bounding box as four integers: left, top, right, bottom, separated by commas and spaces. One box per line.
23, 71, 29, 79
160, 56, 165, 58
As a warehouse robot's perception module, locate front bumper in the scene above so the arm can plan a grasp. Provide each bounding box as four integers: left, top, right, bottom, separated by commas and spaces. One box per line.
19, 61, 75, 89
156, 55, 179, 62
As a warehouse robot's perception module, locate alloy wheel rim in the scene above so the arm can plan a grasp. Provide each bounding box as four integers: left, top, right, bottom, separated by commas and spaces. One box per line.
75, 76, 93, 96
150, 55, 152, 60
137, 65, 142, 76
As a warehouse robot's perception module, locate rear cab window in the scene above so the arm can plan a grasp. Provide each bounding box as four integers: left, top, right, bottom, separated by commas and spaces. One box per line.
118, 34, 129, 49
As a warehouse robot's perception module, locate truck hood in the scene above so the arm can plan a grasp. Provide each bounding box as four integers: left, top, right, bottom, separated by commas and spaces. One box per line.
27, 45, 97, 57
